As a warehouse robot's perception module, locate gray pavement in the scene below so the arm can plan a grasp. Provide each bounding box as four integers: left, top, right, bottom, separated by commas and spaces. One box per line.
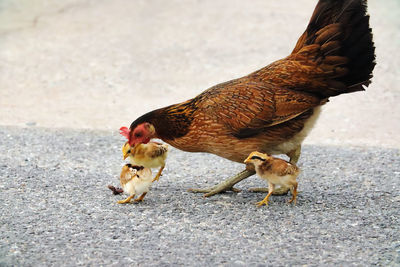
1, 126, 399, 266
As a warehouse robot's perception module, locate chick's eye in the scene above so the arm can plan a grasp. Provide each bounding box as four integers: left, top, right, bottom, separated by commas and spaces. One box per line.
251, 156, 265, 161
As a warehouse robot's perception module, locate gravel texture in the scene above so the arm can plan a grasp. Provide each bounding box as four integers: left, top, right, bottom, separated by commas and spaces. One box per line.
1, 126, 399, 266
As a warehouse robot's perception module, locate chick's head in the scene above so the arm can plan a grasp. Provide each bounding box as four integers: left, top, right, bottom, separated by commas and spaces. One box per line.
120, 163, 147, 181
120, 164, 138, 178
122, 142, 132, 160
244, 151, 272, 166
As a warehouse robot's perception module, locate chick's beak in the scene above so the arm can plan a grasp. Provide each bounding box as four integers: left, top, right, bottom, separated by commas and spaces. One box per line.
244, 157, 250, 164
123, 152, 128, 160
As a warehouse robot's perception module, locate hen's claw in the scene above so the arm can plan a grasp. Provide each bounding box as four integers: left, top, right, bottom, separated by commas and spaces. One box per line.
188, 169, 255, 197
188, 186, 240, 194
249, 187, 290, 195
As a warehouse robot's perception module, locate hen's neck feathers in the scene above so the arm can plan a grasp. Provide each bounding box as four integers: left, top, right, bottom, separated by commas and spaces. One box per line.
131, 99, 198, 141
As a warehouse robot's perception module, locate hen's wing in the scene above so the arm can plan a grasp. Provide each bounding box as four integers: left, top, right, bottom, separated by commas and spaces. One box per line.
196, 78, 322, 139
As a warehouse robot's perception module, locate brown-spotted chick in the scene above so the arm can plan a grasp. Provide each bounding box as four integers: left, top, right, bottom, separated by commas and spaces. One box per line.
117, 164, 153, 204
244, 151, 300, 206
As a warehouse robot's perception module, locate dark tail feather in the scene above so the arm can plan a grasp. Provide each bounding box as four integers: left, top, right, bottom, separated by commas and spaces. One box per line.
292, 0, 376, 97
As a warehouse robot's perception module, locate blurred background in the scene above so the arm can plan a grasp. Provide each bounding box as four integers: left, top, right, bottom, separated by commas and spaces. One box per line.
0, 0, 399, 148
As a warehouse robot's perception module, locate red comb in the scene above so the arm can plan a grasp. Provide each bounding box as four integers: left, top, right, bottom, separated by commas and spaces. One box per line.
119, 127, 130, 139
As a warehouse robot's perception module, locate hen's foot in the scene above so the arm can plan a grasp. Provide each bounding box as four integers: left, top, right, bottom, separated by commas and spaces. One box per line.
188, 169, 255, 197
249, 187, 290, 195
188, 186, 241, 194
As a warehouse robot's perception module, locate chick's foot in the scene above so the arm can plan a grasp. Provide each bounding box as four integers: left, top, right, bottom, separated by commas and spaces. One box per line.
188, 169, 255, 197
117, 195, 134, 204
256, 200, 269, 207
134, 192, 147, 202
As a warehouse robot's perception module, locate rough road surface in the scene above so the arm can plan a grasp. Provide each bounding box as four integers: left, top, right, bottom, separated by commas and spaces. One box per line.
1, 126, 399, 265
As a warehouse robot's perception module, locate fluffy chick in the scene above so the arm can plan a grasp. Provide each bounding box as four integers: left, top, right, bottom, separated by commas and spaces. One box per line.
244, 152, 300, 206
117, 164, 153, 204
122, 141, 168, 182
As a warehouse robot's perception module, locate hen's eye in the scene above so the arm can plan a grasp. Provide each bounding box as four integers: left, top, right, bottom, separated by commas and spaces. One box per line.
135, 132, 142, 137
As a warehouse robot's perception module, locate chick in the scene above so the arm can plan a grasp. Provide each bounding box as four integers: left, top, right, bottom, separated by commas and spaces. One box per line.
122, 141, 168, 182
117, 164, 153, 204
244, 152, 300, 206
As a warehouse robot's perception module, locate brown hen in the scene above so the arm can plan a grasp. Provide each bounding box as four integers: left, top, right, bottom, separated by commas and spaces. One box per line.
126, 0, 376, 197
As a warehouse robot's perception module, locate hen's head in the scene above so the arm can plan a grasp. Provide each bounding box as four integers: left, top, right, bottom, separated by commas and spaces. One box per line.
120, 123, 155, 146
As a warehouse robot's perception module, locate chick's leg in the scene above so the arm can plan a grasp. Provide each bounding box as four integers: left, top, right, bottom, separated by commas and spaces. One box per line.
188, 169, 255, 197
288, 182, 298, 205
134, 192, 147, 202
256, 183, 275, 207
152, 165, 165, 182
117, 195, 135, 204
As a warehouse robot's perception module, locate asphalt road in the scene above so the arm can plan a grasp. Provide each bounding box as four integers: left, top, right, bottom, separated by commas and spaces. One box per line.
1, 126, 399, 266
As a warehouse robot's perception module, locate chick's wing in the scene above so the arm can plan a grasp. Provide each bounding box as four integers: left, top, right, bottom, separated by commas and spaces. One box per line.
145, 142, 168, 158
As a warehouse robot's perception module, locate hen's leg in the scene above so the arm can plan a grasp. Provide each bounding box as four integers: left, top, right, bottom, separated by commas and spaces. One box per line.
152, 165, 165, 182
249, 146, 301, 195
188, 169, 255, 197
117, 195, 135, 204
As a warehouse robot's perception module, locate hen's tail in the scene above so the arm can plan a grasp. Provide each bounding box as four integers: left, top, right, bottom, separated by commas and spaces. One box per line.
294, 0, 376, 97
255, 0, 376, 98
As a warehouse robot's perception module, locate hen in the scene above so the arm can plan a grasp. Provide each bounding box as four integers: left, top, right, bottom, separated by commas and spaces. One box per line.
126, 0, 375, 197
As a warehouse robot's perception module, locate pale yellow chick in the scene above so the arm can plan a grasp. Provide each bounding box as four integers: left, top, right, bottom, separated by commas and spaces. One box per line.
244, 151, 300, 206
122, 141, 168, 182
118, 164, 153, 204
